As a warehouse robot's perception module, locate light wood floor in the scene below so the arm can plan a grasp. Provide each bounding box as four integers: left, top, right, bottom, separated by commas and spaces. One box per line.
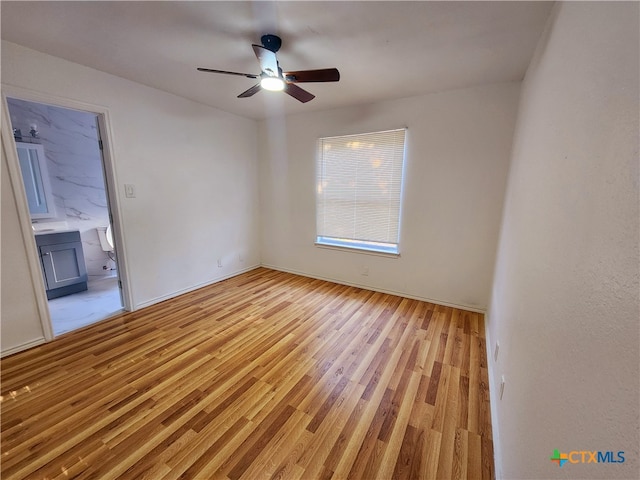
1, 268, 494, 479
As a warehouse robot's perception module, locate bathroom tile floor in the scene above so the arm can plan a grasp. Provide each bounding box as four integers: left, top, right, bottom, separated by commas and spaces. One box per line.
48, 274, 123, 336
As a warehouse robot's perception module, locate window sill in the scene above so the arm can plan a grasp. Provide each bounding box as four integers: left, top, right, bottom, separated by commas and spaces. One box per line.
314, 242, 400, 258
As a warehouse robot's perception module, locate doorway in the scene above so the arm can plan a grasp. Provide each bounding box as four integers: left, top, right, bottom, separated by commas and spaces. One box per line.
6, 96, 125, 336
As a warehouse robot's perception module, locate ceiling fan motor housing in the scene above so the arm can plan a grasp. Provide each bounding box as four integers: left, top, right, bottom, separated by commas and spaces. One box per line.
261, 34, 282, 52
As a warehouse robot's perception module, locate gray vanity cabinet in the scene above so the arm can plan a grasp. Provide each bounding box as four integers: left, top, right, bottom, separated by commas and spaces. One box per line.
36, 231, 88, 299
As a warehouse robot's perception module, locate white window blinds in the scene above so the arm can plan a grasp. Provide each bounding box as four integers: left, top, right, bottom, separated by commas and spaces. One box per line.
316, 128, 407, 254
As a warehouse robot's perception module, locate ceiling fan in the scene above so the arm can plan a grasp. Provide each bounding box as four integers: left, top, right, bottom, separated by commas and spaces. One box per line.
197, 34, 340, 103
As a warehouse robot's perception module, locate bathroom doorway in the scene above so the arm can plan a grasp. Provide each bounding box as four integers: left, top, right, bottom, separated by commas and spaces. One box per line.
6, 96, 125, 336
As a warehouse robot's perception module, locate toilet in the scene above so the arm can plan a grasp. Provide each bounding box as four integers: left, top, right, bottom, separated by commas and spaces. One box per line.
96, 225, 115, 253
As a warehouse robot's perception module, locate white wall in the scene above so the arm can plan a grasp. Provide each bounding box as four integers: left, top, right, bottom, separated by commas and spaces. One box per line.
1, 41, 260, 354
487, 3, 639, 478
259, 83, 520, 310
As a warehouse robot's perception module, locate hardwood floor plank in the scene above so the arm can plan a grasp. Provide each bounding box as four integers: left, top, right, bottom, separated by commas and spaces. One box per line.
392, 423, 419, 479
468, 334, 482, 434
226, 404, 297, 480
178, 416, 251, 480
295, 380, 365, 478
408, 374, 433, 430
452, 428, 469, 480
425, 361, 443, 406
376, 370, 421, 480
345, 388, 394, 479
421, 428, 442, 479
467, 430, 483, 478
1, 267, 494, 479
237, 409, 310, 480
436, 365, 460, 479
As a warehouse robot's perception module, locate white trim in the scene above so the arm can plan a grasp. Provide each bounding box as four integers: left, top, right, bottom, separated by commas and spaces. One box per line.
314, 242, 400, 258
260, 263, 486, 314
0, 337, 46, 358
1, 97, 55, 341
95, 112, 134, 311
1, 84, 134, 318
484, 322, 502, 479
135, 264, 261, 309
2, 83, 111, 118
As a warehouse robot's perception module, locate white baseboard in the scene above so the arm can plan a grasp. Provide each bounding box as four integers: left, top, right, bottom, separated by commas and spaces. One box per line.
483, 324, 502, 479
260, 263, 486, 314
1, 337, 46, 358
135, 264, 261, 310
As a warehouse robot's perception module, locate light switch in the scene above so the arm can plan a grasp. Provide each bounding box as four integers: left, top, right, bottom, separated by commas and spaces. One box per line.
124, 184, 136, 198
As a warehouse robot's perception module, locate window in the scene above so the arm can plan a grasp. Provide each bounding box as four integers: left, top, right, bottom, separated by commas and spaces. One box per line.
316, 128, 407, 255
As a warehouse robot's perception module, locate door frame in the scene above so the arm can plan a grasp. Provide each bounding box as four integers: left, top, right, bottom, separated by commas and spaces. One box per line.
1, 84, 133, 340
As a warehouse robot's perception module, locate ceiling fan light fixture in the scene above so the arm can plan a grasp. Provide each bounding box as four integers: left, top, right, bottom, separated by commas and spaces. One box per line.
260, 76, 285, 91
197, 35, 339, 103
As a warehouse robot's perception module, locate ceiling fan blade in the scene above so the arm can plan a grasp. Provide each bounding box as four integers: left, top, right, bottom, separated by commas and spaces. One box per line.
237, 83, 262, 98
284, 83, 315, 103
252, 44, 279, 77
197, 67, 259, 79
284, 68, 340, 83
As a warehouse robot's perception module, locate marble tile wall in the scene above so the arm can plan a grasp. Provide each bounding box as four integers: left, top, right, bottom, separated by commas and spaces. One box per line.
7, 98, 115, 276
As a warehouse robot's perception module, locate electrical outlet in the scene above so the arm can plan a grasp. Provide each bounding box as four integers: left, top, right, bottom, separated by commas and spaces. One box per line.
500, 375, 505, 400
217, 258, 222, 268
494, 341, 500, 362
361, 265, 369, 276
238, 253, 244, 262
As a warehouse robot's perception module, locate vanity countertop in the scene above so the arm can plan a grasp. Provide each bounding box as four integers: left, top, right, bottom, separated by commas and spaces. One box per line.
34, 228, 80, 236
32, 220, 76, 235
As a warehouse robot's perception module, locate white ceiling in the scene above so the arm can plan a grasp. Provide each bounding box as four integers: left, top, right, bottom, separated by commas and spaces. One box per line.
1, 1, 553, 120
